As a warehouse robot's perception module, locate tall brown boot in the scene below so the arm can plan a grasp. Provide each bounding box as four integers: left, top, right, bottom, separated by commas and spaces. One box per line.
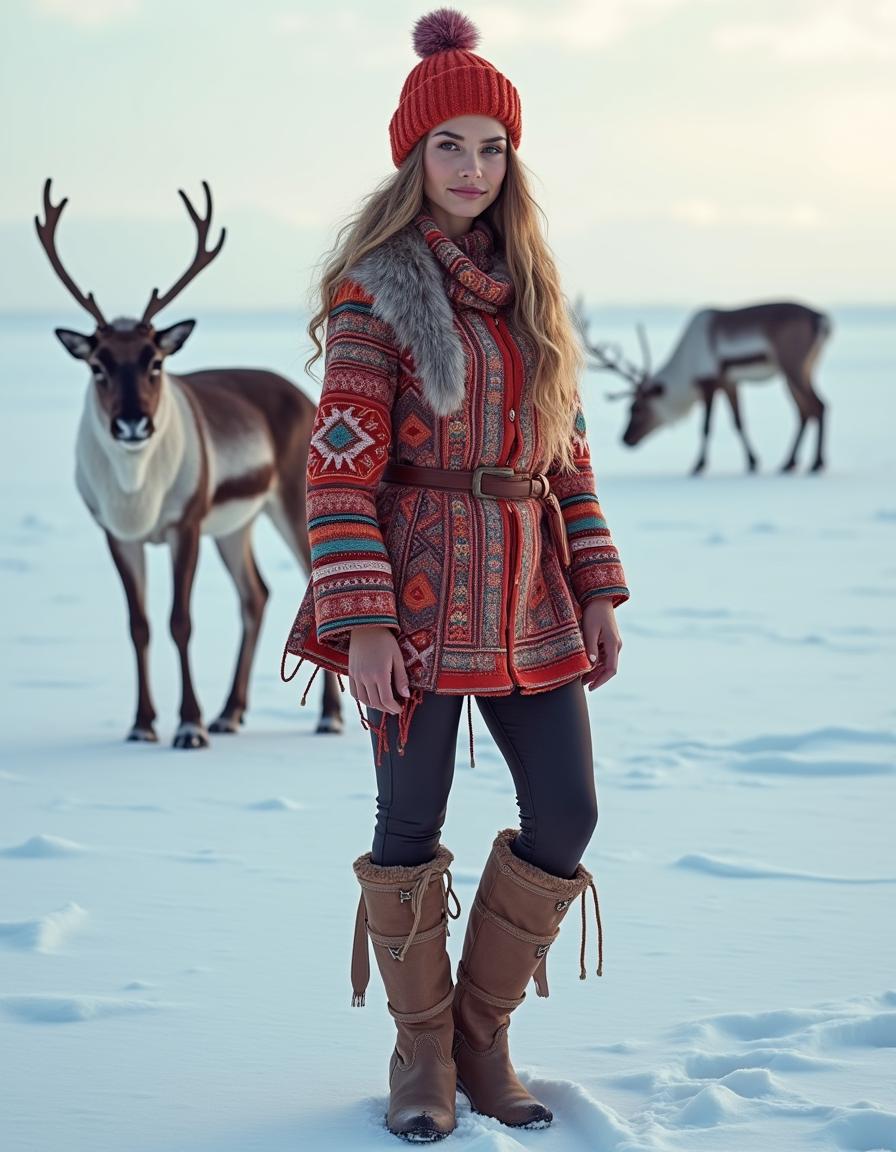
452, 828, 604, 1129
350, 844, 462, 1142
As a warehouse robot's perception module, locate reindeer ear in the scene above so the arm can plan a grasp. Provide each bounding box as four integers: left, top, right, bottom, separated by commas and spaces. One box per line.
55, 328, 94, 360
155, 319, 196, 356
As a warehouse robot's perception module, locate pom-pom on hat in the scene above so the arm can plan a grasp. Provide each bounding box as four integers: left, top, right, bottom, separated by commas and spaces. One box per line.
389, 7, 522, 168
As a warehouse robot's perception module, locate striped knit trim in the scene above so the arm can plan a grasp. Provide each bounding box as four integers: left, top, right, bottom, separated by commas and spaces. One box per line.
329, 298, 373, 318
308, 513, 381, 529
558, 492, 598, 508
318, 615, 399, 636
571, 554, 621, 567
581, 586, 630, 602
566, 515, 608, 532
314, 581, 396, 596
310, 537, 389, 561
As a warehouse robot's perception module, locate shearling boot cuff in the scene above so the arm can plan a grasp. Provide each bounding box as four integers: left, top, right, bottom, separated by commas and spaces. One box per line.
352, 843, 454, 885
492, 828, 603, 978
492, 828, 592, 894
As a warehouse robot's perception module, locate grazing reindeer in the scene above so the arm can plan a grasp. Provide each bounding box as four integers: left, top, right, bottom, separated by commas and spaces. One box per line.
572, 297, 833, 474
34, 178, 343, 747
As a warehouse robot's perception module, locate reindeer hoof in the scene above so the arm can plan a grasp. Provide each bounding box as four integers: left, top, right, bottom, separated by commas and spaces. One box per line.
173, 722, 210, 750
127, 726, 158, 743
209, 714, 242, 734
315, 714, 344, 734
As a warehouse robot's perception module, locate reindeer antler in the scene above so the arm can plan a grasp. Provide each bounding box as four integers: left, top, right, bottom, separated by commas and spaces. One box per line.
571, 296, 647, 391
590, 343, 644, 399
34, 178, 108, 328
141, 180, 226, 326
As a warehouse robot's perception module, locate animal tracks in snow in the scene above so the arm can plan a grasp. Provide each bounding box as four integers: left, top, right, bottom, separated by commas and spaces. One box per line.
243, 796, 306, 812
0, 993, 171, 1024
725, 726, 896, 754
675, 853, 896, 885
0, 902, 87, 952
0, 833, 89, 858
628, 724, 896, 786
593, 990, 896, 1150
0, 833, 251, 870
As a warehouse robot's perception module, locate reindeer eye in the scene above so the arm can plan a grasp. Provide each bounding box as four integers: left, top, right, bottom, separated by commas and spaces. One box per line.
92, 368, 108, 386
150, 361, 163, 377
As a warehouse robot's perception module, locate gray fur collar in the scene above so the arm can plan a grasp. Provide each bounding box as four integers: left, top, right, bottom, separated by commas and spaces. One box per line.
347, 224, 509, 417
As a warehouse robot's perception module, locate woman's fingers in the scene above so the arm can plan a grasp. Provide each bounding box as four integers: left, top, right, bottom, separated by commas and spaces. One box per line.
370, 673, 403, 715
392, 649, 411, 701
582, 636, 622, 690
349, 674, 370, 709
347, 629, 408, 715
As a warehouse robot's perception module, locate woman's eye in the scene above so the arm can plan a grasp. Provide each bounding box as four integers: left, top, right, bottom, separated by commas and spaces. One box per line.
438, 142, 502, 155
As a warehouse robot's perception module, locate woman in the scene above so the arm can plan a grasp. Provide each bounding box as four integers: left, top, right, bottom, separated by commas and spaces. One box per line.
281, 7, 630, 1142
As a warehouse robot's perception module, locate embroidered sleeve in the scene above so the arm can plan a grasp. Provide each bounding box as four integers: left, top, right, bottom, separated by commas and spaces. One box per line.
545, 391, 630, 610
306, 279, 401, 642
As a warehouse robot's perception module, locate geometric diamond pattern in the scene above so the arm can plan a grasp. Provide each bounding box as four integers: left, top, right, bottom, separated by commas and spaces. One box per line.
402, 571, 438, 612
400, 411, 432, 448
310, 404, 376, 472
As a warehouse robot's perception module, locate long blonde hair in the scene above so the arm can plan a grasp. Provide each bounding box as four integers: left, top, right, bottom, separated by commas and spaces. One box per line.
303, 136, 585, 474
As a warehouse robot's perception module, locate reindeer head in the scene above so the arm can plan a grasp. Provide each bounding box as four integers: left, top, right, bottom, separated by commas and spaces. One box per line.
620, 376, 668, 446
54, 317, 195, 445
570, 294, 665, 447
35, 178, 225, 448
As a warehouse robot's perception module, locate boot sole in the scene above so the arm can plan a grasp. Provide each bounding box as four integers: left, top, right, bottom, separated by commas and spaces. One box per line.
455, 1078, 553, 1130
386, 1121, 452, 1143
392, 1132, 450, 1143
385, 1109, 454, 1142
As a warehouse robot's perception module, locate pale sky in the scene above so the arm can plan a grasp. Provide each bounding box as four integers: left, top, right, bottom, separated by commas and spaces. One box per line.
2, 0, 893, 313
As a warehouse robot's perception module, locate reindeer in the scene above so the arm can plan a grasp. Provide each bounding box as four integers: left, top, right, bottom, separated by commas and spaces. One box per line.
571, 297, 833, 474
34, 178, 343, 747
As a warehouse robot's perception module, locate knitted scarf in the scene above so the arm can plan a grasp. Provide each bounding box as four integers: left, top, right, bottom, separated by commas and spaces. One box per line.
412, 209, 515, 313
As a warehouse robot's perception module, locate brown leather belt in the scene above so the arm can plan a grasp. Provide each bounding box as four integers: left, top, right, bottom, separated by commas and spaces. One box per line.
381, 462, 571, 568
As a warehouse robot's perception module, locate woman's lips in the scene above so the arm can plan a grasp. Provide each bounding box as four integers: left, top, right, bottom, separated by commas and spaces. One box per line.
450, 188, 485, 198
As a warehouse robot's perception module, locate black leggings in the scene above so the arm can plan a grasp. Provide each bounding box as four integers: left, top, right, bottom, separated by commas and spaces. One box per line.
365, 676, 598, 879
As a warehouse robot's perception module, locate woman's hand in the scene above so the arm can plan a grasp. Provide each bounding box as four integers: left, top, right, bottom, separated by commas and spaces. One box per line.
580, 598, 622, 691
348, 626, 410, 715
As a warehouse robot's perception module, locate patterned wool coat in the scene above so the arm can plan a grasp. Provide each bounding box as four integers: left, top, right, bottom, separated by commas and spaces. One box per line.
282, 209, 630, 764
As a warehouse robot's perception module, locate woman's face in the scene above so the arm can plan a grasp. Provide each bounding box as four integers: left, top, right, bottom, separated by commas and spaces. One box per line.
422, 114, 508, 239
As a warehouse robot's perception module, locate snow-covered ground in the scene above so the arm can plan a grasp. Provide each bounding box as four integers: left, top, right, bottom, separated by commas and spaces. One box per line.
1, 307, 894, 1151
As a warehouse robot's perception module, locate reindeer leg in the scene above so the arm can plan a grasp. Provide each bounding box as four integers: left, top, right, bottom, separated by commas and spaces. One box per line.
167, 524, 209, 749
801, 372, 827, 472
809, 389, 827, 472
779, 372, 814, 472
209, 523, 269, 733
265, 494, 344, 735
690, 379, 718, 475
722, 383, 760, 472
106, 533, 158, 743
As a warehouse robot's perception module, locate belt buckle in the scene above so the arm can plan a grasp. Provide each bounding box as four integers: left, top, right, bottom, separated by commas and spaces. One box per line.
531, 472, 550, 499
472, 465, 517, 499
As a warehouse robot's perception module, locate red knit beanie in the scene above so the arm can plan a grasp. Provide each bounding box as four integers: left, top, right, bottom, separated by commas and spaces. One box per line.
389, 7, 522, 169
